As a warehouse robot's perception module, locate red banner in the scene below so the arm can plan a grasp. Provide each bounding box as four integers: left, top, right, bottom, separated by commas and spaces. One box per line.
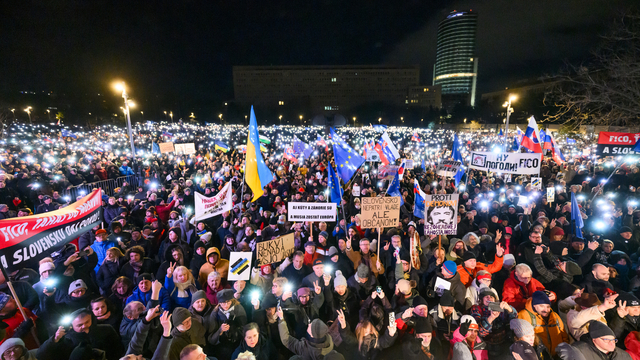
596, 132, 640, 156
0, 190, 103, 271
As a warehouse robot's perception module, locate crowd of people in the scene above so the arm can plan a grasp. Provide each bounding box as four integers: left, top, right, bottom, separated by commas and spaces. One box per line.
0, 120, 637, 360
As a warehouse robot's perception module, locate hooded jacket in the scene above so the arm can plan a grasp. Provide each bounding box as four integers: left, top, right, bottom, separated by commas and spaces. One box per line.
0, 338, 38, 360
502, 271, 547, 312
429, 304, 461, 343
450, 326, 488, 360
517, 298, 569, 357
198, 247, 229, 287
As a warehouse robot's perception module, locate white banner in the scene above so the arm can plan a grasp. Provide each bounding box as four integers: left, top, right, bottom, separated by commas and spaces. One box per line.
174, 143, 196, 155
436, 160, 462, 177
194, 182, 233, 221
468, 151, 542, 175
423, 194, 459, 235
287, 202, 337, 222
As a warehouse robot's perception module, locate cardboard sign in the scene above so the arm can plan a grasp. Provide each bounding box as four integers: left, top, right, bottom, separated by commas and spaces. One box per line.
547, 187, 555, 203
469, 151, 542, 175
423, 194, 459, 235
174, 143, 196, 155
531, 177, 542, 190
228, 252, 252, 280
436, 160, 462, 177
256, 233, 295, 266
360, 196, 401, 229
194, 182, 233, 221
366, 151, 381, 162
287, 202, 337, 222
159, 142, 174, 153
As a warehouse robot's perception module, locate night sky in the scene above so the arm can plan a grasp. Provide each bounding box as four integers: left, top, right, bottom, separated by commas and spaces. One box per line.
0, 0, 634, 111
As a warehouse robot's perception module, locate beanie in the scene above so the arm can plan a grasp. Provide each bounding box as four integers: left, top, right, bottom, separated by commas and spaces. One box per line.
415, 316, 433, 334
589, 320, 615, 339
510, 319, 535, 338
503, 254, 516, 267
194, 240, 205, 250
269, 217, 278, 225
443, 260, 457, 275
478, 221, 488, 229
328, 246, 338, 257
319, 231, 329, 240
356, 264, 370, 279
440, 290, 455, 307
310, 318, 328, 339
297, 287, 311, 297
39, 261, 55, 275
462, 251, 476, 262
620, 226, 633, 234
531, 291, 550, 306
478, 287, 497, 302
172, 307, 191, 326
0, 338, 25, 357
261, 294, 278, 309
137, 273, 153, 284
334, 270, 347, 289
69, 342, 95, 360
399, 248, 411, 263
191, 290, 207, 306
564, 261, 582, 276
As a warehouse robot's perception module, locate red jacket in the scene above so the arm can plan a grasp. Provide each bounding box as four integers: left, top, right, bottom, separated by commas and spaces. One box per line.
303, 251, 320, 267
626, 331, 640, 360
0, 307, 39, 349
502, 271, 547, 312
156, 200, 176, 224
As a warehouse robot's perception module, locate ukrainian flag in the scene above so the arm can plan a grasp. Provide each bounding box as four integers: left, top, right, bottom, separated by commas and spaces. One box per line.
215, 141, 230, 153
246, 106, 274, 201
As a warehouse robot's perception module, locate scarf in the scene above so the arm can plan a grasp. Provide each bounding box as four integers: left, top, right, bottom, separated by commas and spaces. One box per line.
129, 260, 143, 278
222, 305, 235, 319
420, 343, 433, 359
174, 280, 197, 298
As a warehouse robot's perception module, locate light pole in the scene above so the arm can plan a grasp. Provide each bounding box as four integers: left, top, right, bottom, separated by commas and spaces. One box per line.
10, 109, 15, 122
169, 112, 173, 122
46, 109, 51, 121
299, 115, 303, 126
113, 82, 136, 155
503, 94, 517, 151
353, 117, 356, 127
218, 113, 223, 124
163, 111, 167, 121
24, 107, 32, 125
279, 115, 282, 125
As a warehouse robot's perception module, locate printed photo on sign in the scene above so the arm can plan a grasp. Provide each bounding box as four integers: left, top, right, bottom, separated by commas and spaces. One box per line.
228, 252, 252, 280
423, 194, 459, 235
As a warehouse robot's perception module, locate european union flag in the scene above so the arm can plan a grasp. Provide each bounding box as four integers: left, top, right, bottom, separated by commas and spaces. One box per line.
328, 163, 343, 204
567, 138, 576, 145
512, 136, 520, 151
386, 170, 404, 206
571, 192, 584, 239
452, 134, 465, 186
498, 128, 504, 136
293, 137, 313, 160
330, 127, 365, 183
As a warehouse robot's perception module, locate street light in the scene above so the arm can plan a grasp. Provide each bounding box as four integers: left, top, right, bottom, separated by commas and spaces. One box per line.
352, 117, 356, 126
169, 112, 173, 122
46, 109, 51, 121
502, 94, 517, 151
218, 113, 222, 124
279, 115, 282, 124
378, 117, 381, 123
10, 109, 15, 122
112, 81, 136, 155
24, 107, 32, 125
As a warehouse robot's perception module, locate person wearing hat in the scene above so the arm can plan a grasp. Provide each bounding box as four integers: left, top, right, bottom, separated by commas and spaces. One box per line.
429, 290, 461, 344
210, 289, 248, 360
347, 263, 379, 302
90, 228, 123, 274
509, 319, 550, 360
36, 194, 57, 213
531, 245, 583, 297
564, 291, 616, 342
0, 337, 38, 360
126, 226, 151, 256
121, 245, 155, 284
126, 274, 171, 312
326, 270, 359, 330
610, 291, 640, 350
0, 293, 41, 351
569, 321, 632, 360
402, 316, 445, 360
456, 243, 505, 287
168, 306, 207, 360
469, 287, 516, 356
276, 306, 334, 360
301, 259, 331, 291
107, 220, 132, 244
251, 293, 292, 357
303, 240, 320, 267
446, 239, 468, 265
426, 260, 467, 309
451, 315, 488, 360
517, 291, 568, 357
464, 270, 497, 309
261, 216, 281, 240
326, 245, 354, 280
198, 246, 229, 288
615, 226, 637, 254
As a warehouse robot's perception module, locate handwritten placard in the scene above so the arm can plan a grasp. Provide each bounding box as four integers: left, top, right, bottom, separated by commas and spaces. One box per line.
256, 233, 295, 266
360, 196, 400, 229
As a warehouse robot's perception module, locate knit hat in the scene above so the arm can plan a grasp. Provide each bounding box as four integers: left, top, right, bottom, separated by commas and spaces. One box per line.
510, 319, 535, 338
333, 270, 347, 288
0, 338, 26, 357
531, 291, 550, 306
327, 246, 338, 257
269, 217, 278, 225
503, 254, 516, 267
200, 232, 212, 243
618, 291, 640, 307
620, 226, 633, 234
319, 231, 329, 240
415, 317, 433, 334
550, 226, 565, 238
68, 279, 87, 295
460, 315, 479, 330
442, 260, 457, 275
172, 307, 191, 326
357, 263, 370, 279
261, 294, 278, 309
478, 288, 497, 302
310, 318, 328, 338
589, 320, 615, 338
413, 296, 428, 308
478, 221, 488, 229
440, 290, 455, 307
217, 289, 235, 303
137, 273, 153, 284
462, 251, 476, 262
194, 240, 205, 250
0, 293, 10, 312
564, 261, 582, 276
549, 242, 568, 257
297, 287, 311, 297
191, 290, 207, 306
399, 248, 411, 263
39, 261, 55, 275
69, 342, 96, 360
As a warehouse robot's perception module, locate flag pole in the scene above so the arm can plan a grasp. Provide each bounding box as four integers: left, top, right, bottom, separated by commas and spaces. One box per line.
0, 267, 40, 346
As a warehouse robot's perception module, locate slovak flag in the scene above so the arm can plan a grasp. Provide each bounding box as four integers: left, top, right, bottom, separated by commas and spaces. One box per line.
411, 132, 420, 142
549, 134, 566, 165
316, 135, 328, 151
374, 132, 400, 166
516, 127, 524, 142
413, 179, 426, 219
521, 116, 543, 153
398, 161, 406, 180
283, 147, 297, 162
541, 130, 553, 152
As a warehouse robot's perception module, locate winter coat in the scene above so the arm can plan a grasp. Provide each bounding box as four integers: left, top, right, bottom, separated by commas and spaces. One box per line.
338, 321, 397, 360
278, 318, 334, 360
325, 288, 359, 329
429, 304, 461, 343
569, 340, 632, 360
126, 286, 171, 311
124, 317, 169, 360
425, 270, 467, 310
119, 316, 141, 349
103, 204, 121, 225
168, 315, 207, 360
97, 259, 123, 295
209, 303, 248, 360
90, 239, 120, 273
198, 247, 230, 287
231, 334, 278, 360
469, 303, 517, 344
611, 313, 640, 350
164, 274, 198, 310
503, 271, 547, 312
565, 302, 607, 342
450, 327, 488, 360
402, 337, 446, 360
625, 332, 640, 360
517, 298, 569, 357
456, 254, 504, 287
345, 248, 384, 277
189, 302, 220, 353
120, 257, 155, 283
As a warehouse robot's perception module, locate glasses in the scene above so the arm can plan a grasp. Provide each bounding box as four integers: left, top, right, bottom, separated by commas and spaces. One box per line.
600, 338, 618, 343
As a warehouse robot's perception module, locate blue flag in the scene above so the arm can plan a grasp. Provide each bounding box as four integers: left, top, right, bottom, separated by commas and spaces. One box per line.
328, 163, 344, 205
152, 142, 160, 154
634, 138, 640, 153
452, 134, 465, 186
567, 138, 576, 145
61, 129, 77, 139
512, 136, 520, 151
386, 171, 404, 206
293, 137, 313, 160
571, 192, 584, 239
421, 158, 425, 170
413, 179, 425, 218
498, 128, 504, 136
330, 127, 365, 183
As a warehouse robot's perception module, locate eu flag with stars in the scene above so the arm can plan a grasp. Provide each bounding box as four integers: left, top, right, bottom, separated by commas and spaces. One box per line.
452, 134, 465, 186
328, 162, 344, 204
386, 170, 404, 206
330, 127, 365, 183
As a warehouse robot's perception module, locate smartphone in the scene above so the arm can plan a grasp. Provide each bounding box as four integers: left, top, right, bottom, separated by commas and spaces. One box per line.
389, 312, 396, 325
488, 302, 504, 313
77, 250, 88, 258
376, 286, 382, 294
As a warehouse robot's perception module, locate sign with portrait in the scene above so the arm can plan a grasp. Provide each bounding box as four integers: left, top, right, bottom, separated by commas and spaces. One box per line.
423, 194, 459, 235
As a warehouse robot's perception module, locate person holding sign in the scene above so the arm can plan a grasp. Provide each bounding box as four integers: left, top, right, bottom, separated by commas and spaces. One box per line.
345, 238, 384, 277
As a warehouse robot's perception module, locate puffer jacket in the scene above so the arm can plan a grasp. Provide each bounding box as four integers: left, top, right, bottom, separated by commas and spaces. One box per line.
625, 331, 640, 360
502, 271, 547, 312
198, 247, 229, 287
450, 326, 488, 360
517, 298, 569, 357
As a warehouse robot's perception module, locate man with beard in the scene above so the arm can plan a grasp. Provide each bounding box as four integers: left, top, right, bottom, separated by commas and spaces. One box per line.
426, 204, 456, 231
428, 290, 461, 344
517, 291, 568, 357
451, 315, 487, 360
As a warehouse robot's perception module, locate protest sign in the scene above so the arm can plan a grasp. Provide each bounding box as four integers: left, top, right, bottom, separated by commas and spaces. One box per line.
401, 159, 414, 169
174, 143, 196, 154
287, 202, 336, 222
228, 252, 252, 280
0, 190, 103, 271
159, 142, 174, 153
256, 233, 295, 266
194, 182, 233, 221
531, 177, 542, 190
423, 194, 459, 235
469, 151, 542, 175
596, 132, 640, 156
377, 164, 399, 179
360, 197, 400, 229
547, 187, 555, 203
436, 160, 462, 177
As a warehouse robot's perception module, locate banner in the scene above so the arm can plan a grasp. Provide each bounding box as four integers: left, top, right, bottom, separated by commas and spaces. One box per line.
378, 164, 399, 179
228, 252, 252, 280
0, 190, 103, 271
194, 182, 233, 221
436, 160, 462, 177
401, 159, 414, 169
174, 143, 196, 155
360, 197, 401, 229
159, 142, 174, 153
287, 202, 336, 222
423, 194, 458, 235
596, 132, 640, 155
468, 151, 542, 175
256, 233, 295, 266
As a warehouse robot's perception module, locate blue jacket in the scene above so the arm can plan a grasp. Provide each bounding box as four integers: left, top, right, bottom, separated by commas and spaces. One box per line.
90, 240, 119, 273
126, 286, 171, 311
119, 165, 135, 176
164, 275, 199, 311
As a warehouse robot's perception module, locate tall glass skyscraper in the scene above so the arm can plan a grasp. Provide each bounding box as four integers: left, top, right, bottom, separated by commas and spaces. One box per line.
433, 10, 478, 109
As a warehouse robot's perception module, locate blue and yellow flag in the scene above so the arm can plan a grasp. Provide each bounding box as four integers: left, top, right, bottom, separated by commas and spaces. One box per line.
246, 106, 274, 201
215, 141, 230, 153
330, 127, 365, 183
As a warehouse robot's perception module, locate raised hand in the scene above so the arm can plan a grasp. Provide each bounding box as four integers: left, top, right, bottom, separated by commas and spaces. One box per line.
495, 229, 502, 242
160, 311, 172, 336
618, 300, 629, 318
384, 242, 390, 251
146, 305, 161, 322
534, 246, 544, 255
167, 262, 176, 278
54, 326, 67, 343
496, 244, 505, 257
313, 280, 321, 295
588, 241, 599, 251
152, 279, 162, 293
336, 309, 347, 329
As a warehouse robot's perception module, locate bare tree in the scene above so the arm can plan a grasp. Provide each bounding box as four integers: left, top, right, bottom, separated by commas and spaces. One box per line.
543, 14, 640, 129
